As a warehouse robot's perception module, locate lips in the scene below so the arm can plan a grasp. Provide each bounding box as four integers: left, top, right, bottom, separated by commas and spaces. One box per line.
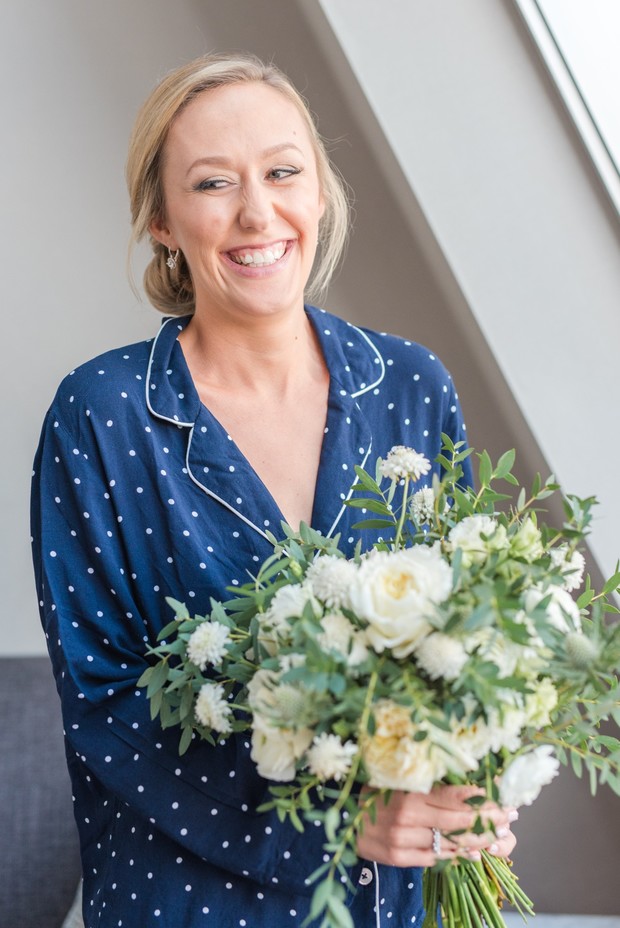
227, 241, 287, 268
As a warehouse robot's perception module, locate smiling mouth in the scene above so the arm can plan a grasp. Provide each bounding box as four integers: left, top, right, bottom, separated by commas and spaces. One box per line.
227, 241, 288, 268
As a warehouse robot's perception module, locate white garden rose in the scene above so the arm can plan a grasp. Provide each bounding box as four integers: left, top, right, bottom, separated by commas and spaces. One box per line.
499, 746, 560, 808
350, 545, 452, 658
448, 515, 508, 568
361, 700, 447, 792
250, 714, 314, 782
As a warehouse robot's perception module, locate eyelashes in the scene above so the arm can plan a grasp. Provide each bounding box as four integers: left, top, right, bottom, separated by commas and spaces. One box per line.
193, 166, 302, 192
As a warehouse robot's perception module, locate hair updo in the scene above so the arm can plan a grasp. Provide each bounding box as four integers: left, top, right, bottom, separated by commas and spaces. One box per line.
126, 52, 350, 316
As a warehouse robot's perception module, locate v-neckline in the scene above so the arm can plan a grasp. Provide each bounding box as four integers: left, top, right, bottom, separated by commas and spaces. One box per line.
146, 308, 381, 541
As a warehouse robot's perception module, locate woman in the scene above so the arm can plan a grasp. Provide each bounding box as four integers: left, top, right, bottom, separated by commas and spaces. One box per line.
31, 54, 516, 927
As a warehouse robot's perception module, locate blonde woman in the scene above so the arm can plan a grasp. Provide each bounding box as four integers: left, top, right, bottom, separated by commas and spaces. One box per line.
32, 54, 515, 927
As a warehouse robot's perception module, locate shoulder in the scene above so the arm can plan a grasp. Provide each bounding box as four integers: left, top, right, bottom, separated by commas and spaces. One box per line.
312, 306, 456, 393
48, 336, 154, 430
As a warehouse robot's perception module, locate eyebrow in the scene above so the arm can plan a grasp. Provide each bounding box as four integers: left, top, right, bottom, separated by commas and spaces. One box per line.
186, 143, 305, 176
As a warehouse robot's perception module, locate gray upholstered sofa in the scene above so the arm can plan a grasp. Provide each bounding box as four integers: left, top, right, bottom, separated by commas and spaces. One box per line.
0, 657, 82, 928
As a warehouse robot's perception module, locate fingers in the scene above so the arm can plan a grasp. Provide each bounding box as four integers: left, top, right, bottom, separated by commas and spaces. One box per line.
356, 788, 519, 869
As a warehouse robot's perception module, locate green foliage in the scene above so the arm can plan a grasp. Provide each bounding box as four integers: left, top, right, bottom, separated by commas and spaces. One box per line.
137, 437, 620, 928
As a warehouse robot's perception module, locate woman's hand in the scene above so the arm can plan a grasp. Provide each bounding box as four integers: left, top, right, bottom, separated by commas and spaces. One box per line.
356, 784, 518, 868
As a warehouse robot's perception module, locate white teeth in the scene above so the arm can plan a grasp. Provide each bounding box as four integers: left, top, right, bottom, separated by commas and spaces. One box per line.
231, 242, 286, 267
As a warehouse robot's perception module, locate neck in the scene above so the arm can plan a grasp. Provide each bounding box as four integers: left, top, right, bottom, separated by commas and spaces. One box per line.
178, 304, 325, 395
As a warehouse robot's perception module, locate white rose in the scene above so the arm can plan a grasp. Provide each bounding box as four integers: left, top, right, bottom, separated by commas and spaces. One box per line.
350, 545, 452, 658
250, 714, 313, 782
499, 746, 560, 808
448, 515, 508, 568
361, 700, 446, 792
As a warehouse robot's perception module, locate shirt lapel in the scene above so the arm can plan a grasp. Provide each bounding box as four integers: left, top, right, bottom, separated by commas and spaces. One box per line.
146, 309, 385, 543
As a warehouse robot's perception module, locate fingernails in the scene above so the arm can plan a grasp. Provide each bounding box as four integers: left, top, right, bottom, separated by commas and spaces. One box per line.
488, 843, 499, 855
496, 827, 509, 839
508, 810, 519, 823
467, 849, 481, 861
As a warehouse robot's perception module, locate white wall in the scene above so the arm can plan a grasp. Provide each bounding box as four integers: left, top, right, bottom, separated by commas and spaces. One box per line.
316, 0, 620, 580
2, 1, 211, 655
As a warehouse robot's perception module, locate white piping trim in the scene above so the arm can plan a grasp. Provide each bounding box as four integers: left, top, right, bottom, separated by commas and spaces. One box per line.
325, 434, 373, 539
347, 324, 386, 398
373, 861, 381, 928
184, 425, 271, 542
145, 316, 194, 427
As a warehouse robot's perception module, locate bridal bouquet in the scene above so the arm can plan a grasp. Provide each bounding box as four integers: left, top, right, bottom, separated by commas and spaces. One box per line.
140, 437, 620, 928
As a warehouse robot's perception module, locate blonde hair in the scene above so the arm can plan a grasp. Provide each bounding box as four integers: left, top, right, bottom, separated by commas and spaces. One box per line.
126, 53, 350, 315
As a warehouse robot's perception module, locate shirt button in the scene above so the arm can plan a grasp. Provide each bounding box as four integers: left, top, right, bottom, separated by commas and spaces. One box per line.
359, 867, 373, 886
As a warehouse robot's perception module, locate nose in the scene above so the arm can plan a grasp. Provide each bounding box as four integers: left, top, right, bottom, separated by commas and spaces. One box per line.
238, 180, 275, 231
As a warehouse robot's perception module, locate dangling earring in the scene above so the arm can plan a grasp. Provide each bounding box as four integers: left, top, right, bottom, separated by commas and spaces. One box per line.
166, 247, 179, 270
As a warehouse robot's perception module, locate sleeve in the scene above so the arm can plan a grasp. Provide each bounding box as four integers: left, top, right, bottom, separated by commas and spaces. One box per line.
30, 405, 302, 887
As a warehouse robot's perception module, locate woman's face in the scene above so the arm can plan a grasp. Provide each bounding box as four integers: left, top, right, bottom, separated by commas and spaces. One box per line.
152, 81, 325, 323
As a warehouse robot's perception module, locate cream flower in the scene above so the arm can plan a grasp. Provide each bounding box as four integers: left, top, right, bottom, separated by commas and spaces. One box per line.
499, 746, 560, 808
379, 446, 431, 482
448, 515, 508, 568
250, 714, 314, 782
194, 683, 232, 733
258, 584, 317, 655
524, 585, 581, 634
350, 545, 452, 658
415, 633, 468, 681
186, 621, 231, 670
409, 487, 437, 525
486, 704, 527, 753
317, 612, 369, 667
524, 678, 558, 728
510, 517, 544, 562
306, 733, 358, 782
304, 556, 358, 610
550, 546, 586, 592
361, 700, 446, 792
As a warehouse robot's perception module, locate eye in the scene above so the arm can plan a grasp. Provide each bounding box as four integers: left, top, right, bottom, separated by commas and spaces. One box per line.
194, 177, 231, 192
268, 166, 301, 181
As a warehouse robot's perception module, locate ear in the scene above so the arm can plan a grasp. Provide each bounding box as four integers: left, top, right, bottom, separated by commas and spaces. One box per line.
149, 215, 177, 250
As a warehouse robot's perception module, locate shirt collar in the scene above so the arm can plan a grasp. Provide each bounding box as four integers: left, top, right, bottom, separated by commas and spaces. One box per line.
145, 305, 385, 426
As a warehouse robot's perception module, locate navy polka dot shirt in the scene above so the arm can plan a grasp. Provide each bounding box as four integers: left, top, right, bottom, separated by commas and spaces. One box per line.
31, 306, 472, 927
